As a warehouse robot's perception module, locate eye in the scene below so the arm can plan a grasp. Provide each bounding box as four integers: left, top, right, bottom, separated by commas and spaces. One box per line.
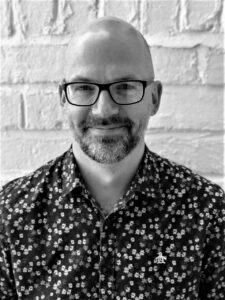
116, 82, 136, 90
73, 84, 95, 92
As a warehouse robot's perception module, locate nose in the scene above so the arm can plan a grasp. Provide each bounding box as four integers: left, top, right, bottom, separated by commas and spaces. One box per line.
91, 90, 119, 117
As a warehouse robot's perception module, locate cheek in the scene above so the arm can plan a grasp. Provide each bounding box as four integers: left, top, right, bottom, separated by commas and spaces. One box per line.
66, 107, 90, 126
125, 101, 151, 124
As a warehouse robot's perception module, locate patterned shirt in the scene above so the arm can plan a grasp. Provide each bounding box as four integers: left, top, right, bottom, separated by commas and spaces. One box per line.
0, 146, 224, 300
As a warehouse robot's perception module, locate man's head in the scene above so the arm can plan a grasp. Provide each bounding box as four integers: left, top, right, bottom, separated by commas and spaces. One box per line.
60, 17, 162, 164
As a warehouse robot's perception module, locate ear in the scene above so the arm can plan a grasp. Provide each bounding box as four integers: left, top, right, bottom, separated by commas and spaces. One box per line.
59, 82, 66, 107
151, 80, 162, 116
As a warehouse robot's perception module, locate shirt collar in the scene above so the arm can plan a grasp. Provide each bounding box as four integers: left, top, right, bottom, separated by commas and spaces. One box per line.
60, 145, 162, 200
61, 146, 85, 196
119, 146, 162, 204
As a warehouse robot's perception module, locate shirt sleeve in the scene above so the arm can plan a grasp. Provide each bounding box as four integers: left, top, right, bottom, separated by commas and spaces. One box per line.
199, 187, 225, 299
0, 192, 18, 299
0, 239, 18, 299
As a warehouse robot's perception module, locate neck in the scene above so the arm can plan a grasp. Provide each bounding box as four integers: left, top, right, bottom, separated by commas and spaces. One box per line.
72, 140, 145, 209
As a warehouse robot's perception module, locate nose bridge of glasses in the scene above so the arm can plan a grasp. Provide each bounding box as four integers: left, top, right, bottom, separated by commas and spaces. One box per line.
92, 83, 119, 115
98, 82, 113, 93
96, 82, 115, 102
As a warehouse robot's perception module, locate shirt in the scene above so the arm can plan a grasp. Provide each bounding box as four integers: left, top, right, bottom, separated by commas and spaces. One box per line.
0, 146, 224, 300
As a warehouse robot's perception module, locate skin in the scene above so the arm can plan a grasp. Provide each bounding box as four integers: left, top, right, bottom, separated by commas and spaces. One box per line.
60, 17, 162, 212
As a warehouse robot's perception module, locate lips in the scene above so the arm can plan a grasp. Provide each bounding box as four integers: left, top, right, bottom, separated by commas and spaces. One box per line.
81, 115, 133, 132
91, 125, 125, 130
88, 125, 127, 135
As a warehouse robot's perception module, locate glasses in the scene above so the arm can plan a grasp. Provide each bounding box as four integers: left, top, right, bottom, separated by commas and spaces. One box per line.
61, 79, 153, 106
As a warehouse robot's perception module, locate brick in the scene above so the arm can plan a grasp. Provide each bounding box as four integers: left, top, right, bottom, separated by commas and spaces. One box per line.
0, 0, 13, 37
160, 34, 221, 49
1, 130, 70, 173
63, 0, 97, 34
0, 89, 22, 129
149, 85, 223, 130
104, 0, 140, 29
198, 46, 224, 85
17, 0, 82, 36
151, 47, 199, 84
0, 45, 65, 83
145, 131, 224, 175
203, 49, 225, 85
24, 86, 63, 129
16, 0, 55, 36
186, 0, 222, 32
222, 1, 225, 32
141, 0, 178, 36
10, 0, 86, 36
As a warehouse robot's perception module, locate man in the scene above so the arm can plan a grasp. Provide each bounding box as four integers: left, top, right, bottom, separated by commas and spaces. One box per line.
0, 17, 224, 300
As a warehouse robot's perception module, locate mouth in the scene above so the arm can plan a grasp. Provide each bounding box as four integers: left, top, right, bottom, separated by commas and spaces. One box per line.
93, 125, 126, 130
88, 125, 127, 135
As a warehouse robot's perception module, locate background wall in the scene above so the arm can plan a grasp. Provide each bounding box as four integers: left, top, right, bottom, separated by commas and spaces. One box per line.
0, 0, 224, 188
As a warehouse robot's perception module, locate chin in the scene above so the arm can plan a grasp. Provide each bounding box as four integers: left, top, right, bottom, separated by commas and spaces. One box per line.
80, 135, 140, 164
71, 121, 145, 163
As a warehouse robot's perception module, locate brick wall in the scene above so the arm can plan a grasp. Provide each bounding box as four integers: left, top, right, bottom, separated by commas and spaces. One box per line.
0, 0, 224, 188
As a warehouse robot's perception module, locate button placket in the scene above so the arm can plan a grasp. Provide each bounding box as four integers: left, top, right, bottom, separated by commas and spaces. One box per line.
98, 214, 116, 300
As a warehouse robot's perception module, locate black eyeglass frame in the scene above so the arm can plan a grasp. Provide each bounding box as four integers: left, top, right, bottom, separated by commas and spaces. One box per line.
60, 79, 154, 107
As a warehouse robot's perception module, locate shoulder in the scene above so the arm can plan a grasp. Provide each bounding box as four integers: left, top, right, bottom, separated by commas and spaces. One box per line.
147, 149, 224, 208
0, 150, 68, 223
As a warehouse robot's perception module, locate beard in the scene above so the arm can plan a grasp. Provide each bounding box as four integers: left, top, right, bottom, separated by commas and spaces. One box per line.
69, 114, 143, 164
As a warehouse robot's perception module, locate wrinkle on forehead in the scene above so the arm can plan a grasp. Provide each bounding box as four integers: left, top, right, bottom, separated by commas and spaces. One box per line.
64, 17, 154, 79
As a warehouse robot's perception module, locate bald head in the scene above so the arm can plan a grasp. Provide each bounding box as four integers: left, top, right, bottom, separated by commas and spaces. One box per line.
78, 16, 138, 35
76, 17, 150, 48
64, 17, 155, 82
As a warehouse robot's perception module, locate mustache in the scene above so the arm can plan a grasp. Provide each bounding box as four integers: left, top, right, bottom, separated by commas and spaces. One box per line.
80, 115, 134, 129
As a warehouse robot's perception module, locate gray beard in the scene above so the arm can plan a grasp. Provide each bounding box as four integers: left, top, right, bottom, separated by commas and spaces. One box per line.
69, 115, 143, 164
77, 130, 140, 163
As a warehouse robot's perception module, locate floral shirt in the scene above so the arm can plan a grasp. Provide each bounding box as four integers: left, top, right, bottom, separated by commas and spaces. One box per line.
0, 146, 224, 300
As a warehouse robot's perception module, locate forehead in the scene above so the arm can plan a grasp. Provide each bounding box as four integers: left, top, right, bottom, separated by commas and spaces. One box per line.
64, 25, 154, 81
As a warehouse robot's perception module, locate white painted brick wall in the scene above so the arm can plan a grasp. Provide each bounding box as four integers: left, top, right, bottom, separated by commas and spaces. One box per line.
0, 0, 224, 189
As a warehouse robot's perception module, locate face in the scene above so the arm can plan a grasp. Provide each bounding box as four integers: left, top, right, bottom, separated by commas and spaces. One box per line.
62, 28, 160, 164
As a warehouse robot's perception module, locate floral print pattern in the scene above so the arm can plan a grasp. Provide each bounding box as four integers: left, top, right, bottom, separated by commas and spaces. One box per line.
0, 146, 224, 299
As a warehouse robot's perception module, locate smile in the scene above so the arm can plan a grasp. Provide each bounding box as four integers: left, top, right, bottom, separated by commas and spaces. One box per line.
89, 126, 127, 135
94, 125, 125, 129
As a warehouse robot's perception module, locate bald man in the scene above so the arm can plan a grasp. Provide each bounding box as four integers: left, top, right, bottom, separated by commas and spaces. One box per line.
0, 17, 224, 300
